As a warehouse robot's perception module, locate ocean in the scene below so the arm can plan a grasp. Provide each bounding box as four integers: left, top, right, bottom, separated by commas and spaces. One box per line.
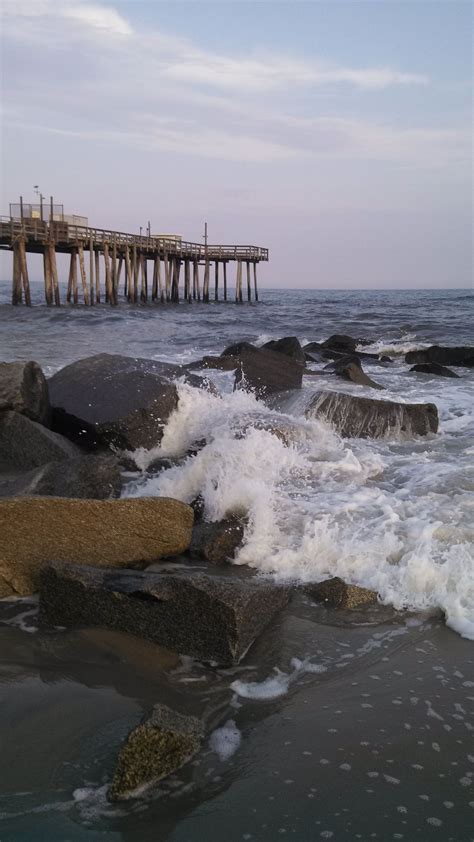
0, 286, 473, 841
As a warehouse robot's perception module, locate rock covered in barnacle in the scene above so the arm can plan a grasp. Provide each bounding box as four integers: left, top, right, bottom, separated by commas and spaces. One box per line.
305, 577, 378, 609
108, 703, 203, 802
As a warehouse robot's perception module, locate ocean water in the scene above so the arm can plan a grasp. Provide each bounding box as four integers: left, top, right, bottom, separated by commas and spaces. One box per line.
0, 285, 473, 841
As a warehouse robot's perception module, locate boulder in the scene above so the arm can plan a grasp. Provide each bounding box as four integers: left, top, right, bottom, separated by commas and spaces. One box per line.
262, 337, 306, 365
321, 334, 357, 353
39, 564, 290, 665
0, 497, 194, 597
190, 517, 246, 563
409, 363, 460, 379
405, 346, 474, 368
305, 577, 378, 609
109, 703, 203, 801
0, 411, 79, 472
221, 341, 257, 357
0, 455, 122, 499
48, 354, 180, 450
191, 355, 240, 371
0, 361, 51, 426
306, 391, 438, 438
323, 356, 384, 389
234, 347, 303, 398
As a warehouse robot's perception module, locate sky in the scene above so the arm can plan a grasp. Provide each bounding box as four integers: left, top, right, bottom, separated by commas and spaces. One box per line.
0, 0, 472, 289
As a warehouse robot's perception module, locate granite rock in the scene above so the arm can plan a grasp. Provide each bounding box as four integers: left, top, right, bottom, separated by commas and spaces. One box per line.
306, 391, 438, 438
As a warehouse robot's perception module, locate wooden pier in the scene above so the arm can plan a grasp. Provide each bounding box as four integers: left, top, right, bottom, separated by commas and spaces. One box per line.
0, 217, 268, 306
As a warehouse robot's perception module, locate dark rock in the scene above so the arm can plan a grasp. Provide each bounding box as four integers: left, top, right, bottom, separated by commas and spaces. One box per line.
306, 391, 438, 438
146, 456, 182, 474
321, 334, 358, 353
109, 703, 203, 801
262, 337, 306, 365
190, 494, 205, 521
303, 342, 323, 353
323, 355, 384, 389
39, 563, 290, 666
0, 410, 79, 472
192, 355, 241, 371
0, 454, 122, 499
190, 517, 246, 563
48, 354, 179, 450
409, 363, 460, 379
0, 497, 194, 598
235, 347, 303, 398
221, 341, 257, 357
405, 346, 474, 368
0, 361, 51, 426
305, 577, 378, 608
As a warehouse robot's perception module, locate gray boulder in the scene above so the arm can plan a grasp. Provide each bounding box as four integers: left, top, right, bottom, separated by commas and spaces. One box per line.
0, 361, 50, 426
190, 516, 246, 563
48, 354, 179, 450
221, 341, 257, 357
305, 577, 378, 608
323, 356, 384, 389
262, 337, 306, 365
109, 703, 203, 801
306, 391, 438, 438
405, 346, 474, 368
39, 564, 290, 666
0, 454, 122, 499
0, 411, 79, 472
409, 362, 460, 379
321, 334, 358, 353
234, 347, 303, 398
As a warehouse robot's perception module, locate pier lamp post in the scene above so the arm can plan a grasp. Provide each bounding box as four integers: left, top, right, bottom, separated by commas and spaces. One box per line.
34, 185, 45, 221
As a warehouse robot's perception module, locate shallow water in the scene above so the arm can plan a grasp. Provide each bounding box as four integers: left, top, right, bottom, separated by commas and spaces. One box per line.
0, 285, 473, 839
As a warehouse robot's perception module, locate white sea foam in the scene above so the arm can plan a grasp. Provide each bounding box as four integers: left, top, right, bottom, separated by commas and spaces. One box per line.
209, 720, 242, 760
124, 364, 474, 639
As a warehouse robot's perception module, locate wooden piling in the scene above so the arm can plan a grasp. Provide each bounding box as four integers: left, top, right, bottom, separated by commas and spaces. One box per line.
203, 260, 210, 302
246, 261, 251, 302
172, 258, 181, 302
223, 261, 227, 301
12, 244, 22, 305
184, 259, 190, 301
164, 253, 171, 302
124, 245, 132, 302
132, 244, 138, 304
193, 259, 200, 301
89, 236, 94, 305
104, 243, 114, 305
152, 255, 159, 301
112, 240, 117, 300
95, 249, 101, 303
235, 260, 242, 303
18, 240, 31, 306
42, 246, 52, 305
140, 253, 147, 303
70, 248, 78, 304
78, 243, 89, 305
215, 261, 219, 301
116, 257, 123, 299
49, 243, 61, 306
253, 261, 258, 302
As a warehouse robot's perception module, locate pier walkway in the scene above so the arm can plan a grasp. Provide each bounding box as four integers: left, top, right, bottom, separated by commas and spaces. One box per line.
0, 217, 268, 306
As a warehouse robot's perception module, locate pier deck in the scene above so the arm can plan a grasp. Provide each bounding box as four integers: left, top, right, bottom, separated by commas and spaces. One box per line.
0, 218, 268, 306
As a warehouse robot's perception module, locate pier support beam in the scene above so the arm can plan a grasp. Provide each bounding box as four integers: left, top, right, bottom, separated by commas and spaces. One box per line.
246, 261, 251, 302
49, 243, 61, 306
193, 259, 200, 301
214, 260, 219, 301
89, 237, 94, 305
18, 240, 31, 306
235, 260, 243, 304
223, 261, 227, 301
125, 246, 132, 302
253, 262, 258, 302
164, 254, 171, 301
78, 243, 89, 306
95, 250, 101, 303
203, 260, 210, 302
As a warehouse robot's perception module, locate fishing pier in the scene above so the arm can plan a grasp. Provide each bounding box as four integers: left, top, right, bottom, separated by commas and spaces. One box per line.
0, 200, 268, 306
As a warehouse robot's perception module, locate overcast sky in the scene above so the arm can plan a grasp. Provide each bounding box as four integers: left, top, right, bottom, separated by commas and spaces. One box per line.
1, 0, 472, 288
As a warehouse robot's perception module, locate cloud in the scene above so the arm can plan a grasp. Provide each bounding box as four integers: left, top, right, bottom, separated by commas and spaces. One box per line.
2, 0, 132, 37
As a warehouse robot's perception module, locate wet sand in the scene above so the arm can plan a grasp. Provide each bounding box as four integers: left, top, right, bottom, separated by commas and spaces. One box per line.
0, 595, 473, 841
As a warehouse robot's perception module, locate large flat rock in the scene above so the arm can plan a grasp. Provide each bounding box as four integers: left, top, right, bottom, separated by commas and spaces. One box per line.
0, 361, 51, 426
0, 411, 79, 472
0, 497, 194, 597
405, 345, 474, 368
306, 391, 438, 438
233, 346, 303, 399
48, 353, 180, 450
39, 564, 290, 665
0, 454, 122, 499
109, 703, 203, 801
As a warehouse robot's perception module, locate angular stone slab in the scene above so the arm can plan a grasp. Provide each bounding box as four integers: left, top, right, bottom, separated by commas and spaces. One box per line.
323, 356, 384, 390
405, 345, 474, 368
234, 347, 304, 398
262, 336, 306, 365
0, 455, 122, 500
0, 497, 194, 597
39, 564, 290, 665
305, 577, 378, 609
109, 703, 203, 801
0, 411, 79, 472
48, 353, 180, 450
306, 391, 438, 438
0, 361, 51, 426
409, 363, 459, 379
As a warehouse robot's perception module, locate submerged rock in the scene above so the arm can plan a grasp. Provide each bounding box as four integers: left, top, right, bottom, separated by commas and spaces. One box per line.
0, 496, 194, 597
0, 454, 122, 499
190, 516, 246, 563
0, 360, 51, 426
323, 356, 384, 389
262, 337, 306, 365
0, 411, 79, 472
48, 353, 180, 450
39, 564, 290, 665
109, 703, 203, 801
409, 362, 460, 379
405, 346, 474, 368
306, 391, 438, 438
305, 577, 378, 609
